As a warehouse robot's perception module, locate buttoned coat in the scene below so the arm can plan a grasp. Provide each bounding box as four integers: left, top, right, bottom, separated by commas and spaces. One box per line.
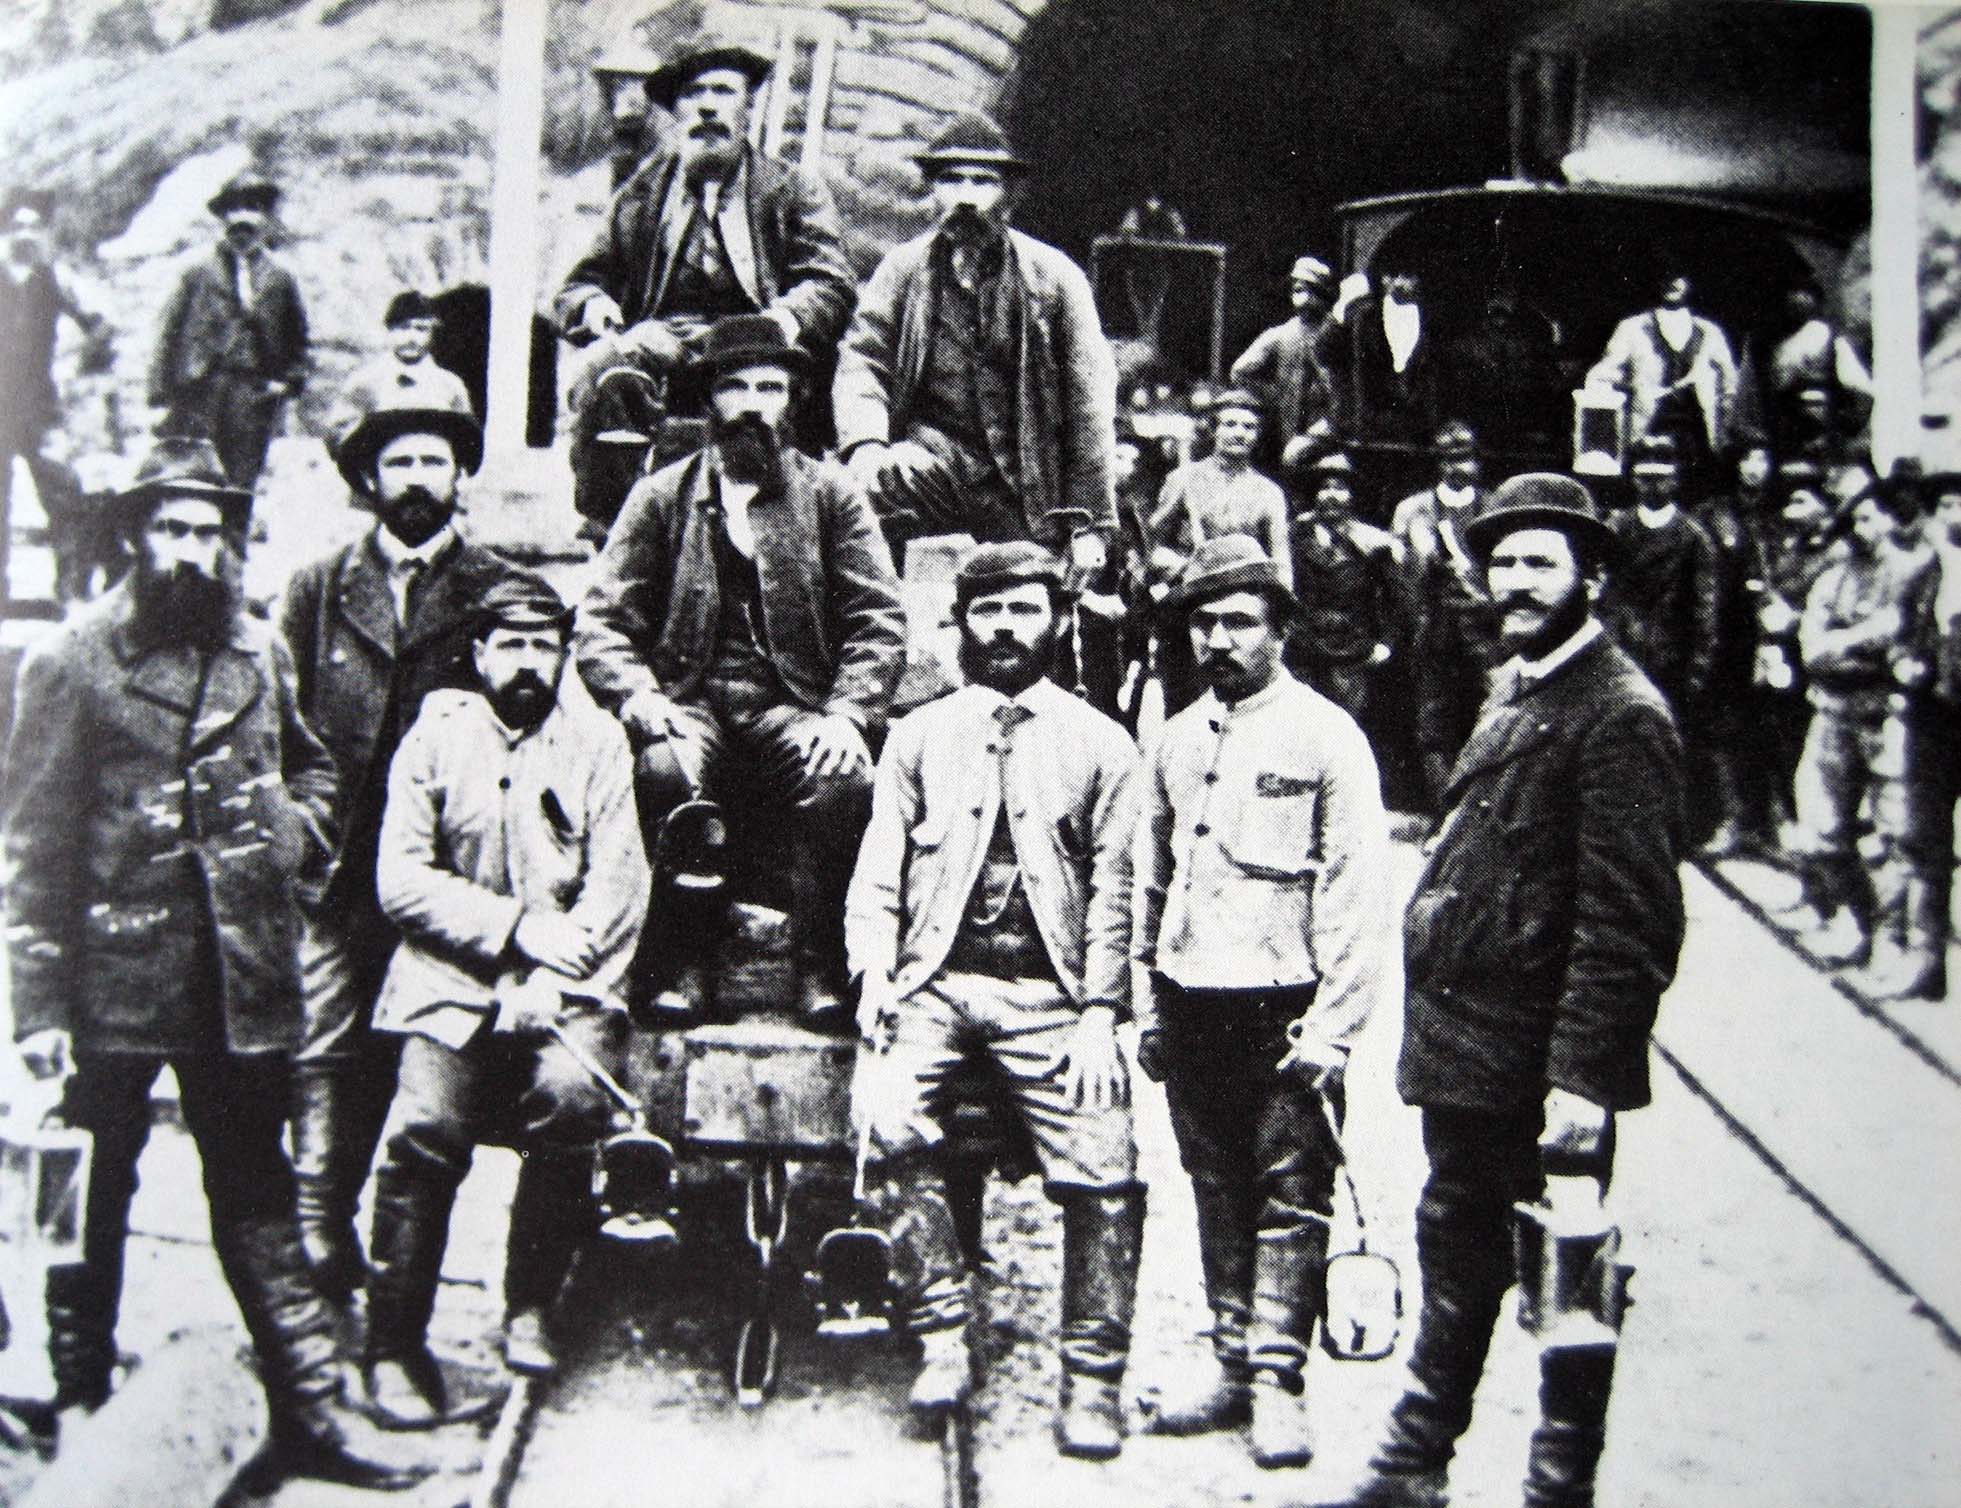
148, 246, 308, 406
844, 680, 1137, 1012
833, 228, 1119, 545
575, 447, 904, 731
278, 530, 510, 920
1605, 510, 1721, 709
1316, 293, 1444, 445
1400, 632, 1685, 1113
2, 582, 338, 1054
551, 146, 855, 359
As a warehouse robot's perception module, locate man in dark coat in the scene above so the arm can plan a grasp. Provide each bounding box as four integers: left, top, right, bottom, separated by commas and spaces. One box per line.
552, 32, 855, 531
1, 438, 422, 1492
278, 386, 507, 1303
1229, 255, 1338, 446
1282, 451, 1403, 729
1319, 473, 1685, 1508
577, 314, 904, 1023
1316, 261, 1443, 505
149, 171, 308, 490
1694, 443, 1775, 853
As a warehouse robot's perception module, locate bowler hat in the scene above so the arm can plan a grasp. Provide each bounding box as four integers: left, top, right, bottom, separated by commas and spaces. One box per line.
207, 170, 280, 218
1462, 472, 1617, 565
117, 436, 253, 536
335, 386, 483, 495
1629, 432, 1680, 473
916, 113, 1029, 178
688, 312, 809, 378
476, 571, 572, 636
954, 541, 1065, 611
643, 31, 774, 114
1166, 534, 1296, 614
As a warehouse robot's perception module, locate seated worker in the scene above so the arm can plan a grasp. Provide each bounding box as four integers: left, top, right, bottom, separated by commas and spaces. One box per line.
846, 543, 1143, 1458
361, 573, 649, 1421
576, 314, 904, 1024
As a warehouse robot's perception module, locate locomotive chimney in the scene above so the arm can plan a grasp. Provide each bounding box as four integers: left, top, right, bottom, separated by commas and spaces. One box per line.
1508, 46, 1585, 182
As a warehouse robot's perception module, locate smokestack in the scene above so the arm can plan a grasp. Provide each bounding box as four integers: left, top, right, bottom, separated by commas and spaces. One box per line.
1508, 47, 1585, 182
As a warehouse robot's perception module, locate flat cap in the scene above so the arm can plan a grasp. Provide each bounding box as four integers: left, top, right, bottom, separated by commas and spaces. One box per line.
955, 541, 1065, 610
916, 113, 1029, 177
476, 571, 572, 634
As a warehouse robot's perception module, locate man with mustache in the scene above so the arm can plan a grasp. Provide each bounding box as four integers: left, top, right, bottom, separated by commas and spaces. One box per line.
1132, 535, 1391, 1469
150, 170, 308, 490
277, 388, 508, 1303
1, 437, 423, 1491
844, 542, 1142, 1455
554, 31, 854, 533
1319, 474, 1685, 1508
360, 573, 648, 1420
835, 114, 1118, 584
578, 314, 903, 1024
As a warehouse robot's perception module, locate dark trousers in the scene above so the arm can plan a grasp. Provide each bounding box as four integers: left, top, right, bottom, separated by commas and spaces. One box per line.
1159, 983, 1342, 1376
161, 376, 281, 490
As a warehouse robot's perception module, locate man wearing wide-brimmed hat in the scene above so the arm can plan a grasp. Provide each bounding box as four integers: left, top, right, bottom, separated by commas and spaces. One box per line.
1, 436, 426, 1491
149, 168, 308, 490
578, 313, 903, 1026
1132, 534, 1392, 1470
1318, 472, 1685, 1508
1230, 255, 1339, 444
276, 386, 509, 1306
835, 112, 1118, 575
553, 26, 854, 531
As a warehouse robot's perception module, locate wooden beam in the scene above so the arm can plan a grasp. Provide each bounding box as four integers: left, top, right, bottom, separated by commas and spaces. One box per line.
1869, 4, 1920, 472
482, 0, 549, 464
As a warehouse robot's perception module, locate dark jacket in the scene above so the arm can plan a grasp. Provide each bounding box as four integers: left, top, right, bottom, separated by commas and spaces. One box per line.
575, 447, 904, 732
277, 530, 510, 918
551, 146, 854, 359
2, 583, 338, 1054
0, 263, 83, 443
1317, 293, 1443, 445
149, 245, 308, 405
834, 227, 1118, 544
1606, 509, 1721, 708
1401, 631, 1686, 1113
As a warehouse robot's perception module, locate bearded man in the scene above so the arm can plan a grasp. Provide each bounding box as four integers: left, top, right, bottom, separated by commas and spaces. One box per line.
1, 437, 423, 1492
577, 314, 903, 1024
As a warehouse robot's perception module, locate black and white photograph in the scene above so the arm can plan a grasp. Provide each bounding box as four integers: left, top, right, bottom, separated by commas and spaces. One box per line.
0, 1, 1952, 1504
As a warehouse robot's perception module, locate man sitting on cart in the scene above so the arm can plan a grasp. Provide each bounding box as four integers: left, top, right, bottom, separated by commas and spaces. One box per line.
361, 573, 649, 1421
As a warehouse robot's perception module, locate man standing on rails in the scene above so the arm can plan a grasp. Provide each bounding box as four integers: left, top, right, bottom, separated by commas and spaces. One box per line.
278, 387, 509, 1304
362, 573, 648, 1419
1317, 473, 1686, 1508
1133, 534, 1392, 1470
846, 542, 1143, 1458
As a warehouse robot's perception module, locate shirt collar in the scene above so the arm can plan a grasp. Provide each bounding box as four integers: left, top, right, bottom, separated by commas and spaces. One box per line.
968, 678, 1053, 718
373, 522, 456, 575
1200, 668, 1289, 722
1507, 618, 1604, 686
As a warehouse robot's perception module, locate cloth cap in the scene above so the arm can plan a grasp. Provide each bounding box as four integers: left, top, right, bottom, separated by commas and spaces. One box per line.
1289, 256, 1334, 290
476, 571, 573, 635
916, 113, 1029, 178
1462, 472, 1617, 565
1165, 533, 1296, 614
1208, 387, 1266, 421
1629, 432, 1680, 474
643, 32, 774, 114
384, 290, 438, 328
207, 170, 279, 217
117, 436, 253, 536
954, 541, 1066, 611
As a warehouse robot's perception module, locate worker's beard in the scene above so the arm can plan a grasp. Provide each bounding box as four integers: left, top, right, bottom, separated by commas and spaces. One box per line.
486, 666, 561, 731
958, 619, 1057, 696
131, 554, 243, 654
681, 131, 742, 188
711, 411, 788, 489
938, 203, 1006, 257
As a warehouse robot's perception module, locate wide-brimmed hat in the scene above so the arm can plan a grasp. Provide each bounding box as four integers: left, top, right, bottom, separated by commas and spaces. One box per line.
476, 570, 573, 636
1165, 534, 1296, 614
643, 32, 774, 114
207, 170, 280, 218
688, 312, 810, 378
916, 113, 1029, 178
1462, 472, 1617, 565
116, 436, 254, 535
954, 541, 1066, 611
335, 387, 483, 494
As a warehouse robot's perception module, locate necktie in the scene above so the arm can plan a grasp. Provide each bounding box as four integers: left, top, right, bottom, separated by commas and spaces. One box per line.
399, 558, 428, 629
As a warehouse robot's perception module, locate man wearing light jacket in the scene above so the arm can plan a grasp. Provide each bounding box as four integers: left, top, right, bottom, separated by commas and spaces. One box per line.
1132, 534, 1392, 1470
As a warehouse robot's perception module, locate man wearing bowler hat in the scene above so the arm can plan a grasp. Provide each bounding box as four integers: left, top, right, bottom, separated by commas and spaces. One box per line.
835, 113, 1119, 578
553, 28, 855, 531
577, 313, 903, 1025
1133, 534, 1392, 1470
1317, 473, 1686, 1508
1, 437, 423, 1491
277, 387, 509, 1304
150, 169, 308, 490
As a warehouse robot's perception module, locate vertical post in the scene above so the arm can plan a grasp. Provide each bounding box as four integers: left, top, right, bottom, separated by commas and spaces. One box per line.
1869, 5, 1920, 473
483, 0, 550, 466
801, 24, 838, 170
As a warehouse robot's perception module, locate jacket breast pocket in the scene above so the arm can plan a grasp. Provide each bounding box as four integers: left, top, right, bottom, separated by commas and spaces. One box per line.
1224, 779, 1322, 881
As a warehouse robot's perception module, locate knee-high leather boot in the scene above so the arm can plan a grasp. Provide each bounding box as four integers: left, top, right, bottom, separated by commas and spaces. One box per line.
501, 1147, 597, 1375
1143, 1179, 1255, 1435
361, 1158, 460, 1429
1521, 1344, 1618, 1508
290, 1061, 385, 1304
1247, 1212, 1330, 1469
1055, 1183, 1145, 1460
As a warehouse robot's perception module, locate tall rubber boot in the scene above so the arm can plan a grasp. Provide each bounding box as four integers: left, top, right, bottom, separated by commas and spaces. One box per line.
788, 830, 851, 1029
1055, 1184, 1145, 1460
864, 1157, 972, 1417
1521, 1344, 1618, 1508
1142, 1180, 1254, 1435
291, 1063, 370, 1305
219, 1215, 431, 1493
361, 1161, 460, 1429
1247, 1214, 1329, 1469
501, 1148, 597, 1376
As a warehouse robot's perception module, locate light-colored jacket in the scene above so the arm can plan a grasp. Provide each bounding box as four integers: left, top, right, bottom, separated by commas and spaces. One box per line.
845, 679, 1136, 1013
1586, 309, 1739, 451
373, 688, 648, 1047
1134, 670, 1392, 1049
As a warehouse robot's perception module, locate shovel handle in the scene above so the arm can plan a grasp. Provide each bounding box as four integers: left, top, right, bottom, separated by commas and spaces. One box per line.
544, 1018, 641, 1122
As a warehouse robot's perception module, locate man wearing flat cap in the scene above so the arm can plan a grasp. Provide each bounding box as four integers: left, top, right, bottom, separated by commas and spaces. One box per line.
553, 29, 855, 532
150, 169, 308, 490
331, 290, 472, 437
1, 437, 423, 1491
361, 571, 647, 1418
578, 313, 903, 1025
1320, 474, 1685, 1508
1133, 534, 1392, 1470
1230, 255, 1339, 446
277, 387, 509, 1305
835, 112, 1119, 581
1283, 450, 1404, 729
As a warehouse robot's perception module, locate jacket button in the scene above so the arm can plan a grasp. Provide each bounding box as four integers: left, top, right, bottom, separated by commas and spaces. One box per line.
970, 806, 982, 818
1194, 823, 1210, 837
1203, 772, 1218, 784
500, 777, 512, 790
